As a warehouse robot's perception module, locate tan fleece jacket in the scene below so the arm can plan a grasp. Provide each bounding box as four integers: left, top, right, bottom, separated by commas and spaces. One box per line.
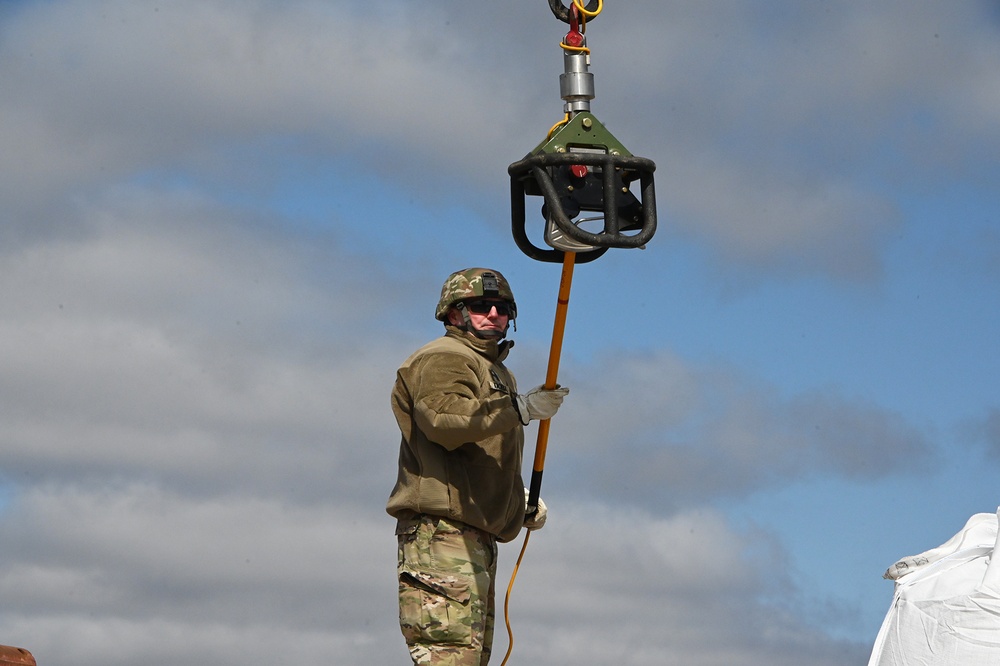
386, 326, 526, 542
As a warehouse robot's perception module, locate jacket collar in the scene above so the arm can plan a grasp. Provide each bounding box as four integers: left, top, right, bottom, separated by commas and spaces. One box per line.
444, 325, 514, 362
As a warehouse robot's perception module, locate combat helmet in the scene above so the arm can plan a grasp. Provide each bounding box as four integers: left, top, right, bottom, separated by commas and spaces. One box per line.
435, 267, 517, 337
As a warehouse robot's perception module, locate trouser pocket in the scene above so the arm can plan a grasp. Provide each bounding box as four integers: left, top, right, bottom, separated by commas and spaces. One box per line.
398, 563, 474, 646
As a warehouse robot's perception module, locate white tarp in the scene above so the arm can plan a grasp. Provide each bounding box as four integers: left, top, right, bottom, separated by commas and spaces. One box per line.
867, 507, 1000, 666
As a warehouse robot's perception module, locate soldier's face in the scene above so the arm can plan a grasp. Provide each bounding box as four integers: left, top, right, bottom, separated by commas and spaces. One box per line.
468, 303, 509, 335
448, 301, 510, 335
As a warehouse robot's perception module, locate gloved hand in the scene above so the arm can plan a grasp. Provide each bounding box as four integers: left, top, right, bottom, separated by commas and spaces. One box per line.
523, 489, 547, 531
514, 385, 569, 425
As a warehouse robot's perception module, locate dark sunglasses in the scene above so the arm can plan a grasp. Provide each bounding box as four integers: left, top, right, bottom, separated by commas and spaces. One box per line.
464, 300, 512, 316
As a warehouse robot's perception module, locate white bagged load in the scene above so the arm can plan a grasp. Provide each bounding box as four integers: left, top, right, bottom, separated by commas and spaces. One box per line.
868, 507, 1000, 665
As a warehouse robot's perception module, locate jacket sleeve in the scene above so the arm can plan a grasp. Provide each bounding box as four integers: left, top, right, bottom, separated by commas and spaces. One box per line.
410, 351, 521, 450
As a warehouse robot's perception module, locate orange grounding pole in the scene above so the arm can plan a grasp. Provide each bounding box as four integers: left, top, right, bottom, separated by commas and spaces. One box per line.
526, 250, 576, 513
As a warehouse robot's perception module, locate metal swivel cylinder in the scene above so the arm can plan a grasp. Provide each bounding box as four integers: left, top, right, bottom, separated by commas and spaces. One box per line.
560, 50, 594, 114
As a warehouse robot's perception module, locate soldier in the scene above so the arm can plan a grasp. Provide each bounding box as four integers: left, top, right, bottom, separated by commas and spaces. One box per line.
387, 267, 569, 665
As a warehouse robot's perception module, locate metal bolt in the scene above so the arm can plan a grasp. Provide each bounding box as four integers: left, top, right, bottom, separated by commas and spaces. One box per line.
581, 117, 593, 129
555, 146, 566, 153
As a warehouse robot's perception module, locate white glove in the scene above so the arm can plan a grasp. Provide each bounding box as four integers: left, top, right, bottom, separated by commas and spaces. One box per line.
514, 385, 569, 425
523, 489, 547, 531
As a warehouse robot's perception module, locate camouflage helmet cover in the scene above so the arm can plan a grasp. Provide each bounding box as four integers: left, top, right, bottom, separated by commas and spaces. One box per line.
435, 268, 517, 321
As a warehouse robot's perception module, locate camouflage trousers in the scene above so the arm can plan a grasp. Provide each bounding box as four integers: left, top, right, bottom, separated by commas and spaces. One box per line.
396, 515, 499, 665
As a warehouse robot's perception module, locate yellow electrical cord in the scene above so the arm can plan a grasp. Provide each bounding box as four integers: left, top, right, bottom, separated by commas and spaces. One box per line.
574, 0, 603, 19
499, 529, 532, 665
559, 41, 591, 54
546, 114, 570, 140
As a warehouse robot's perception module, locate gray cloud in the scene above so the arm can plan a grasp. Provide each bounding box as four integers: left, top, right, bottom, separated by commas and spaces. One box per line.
0, 2, 991, 664
0, 171, 893, 664
0, 484, 869, 665
0, 187, 399, 502
546, 351, 934, 509
0, 190, 405, 663
964, 407, 1000, 462
467, 504, 869, 666
0, 484, 400, 665
5, 0, 997, 275
586, 1, 1000, 276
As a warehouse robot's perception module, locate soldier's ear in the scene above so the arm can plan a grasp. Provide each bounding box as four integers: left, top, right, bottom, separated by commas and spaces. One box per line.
446, 308, 464, 326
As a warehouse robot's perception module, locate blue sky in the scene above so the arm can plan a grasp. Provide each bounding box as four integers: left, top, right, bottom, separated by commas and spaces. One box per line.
1, 1, 998, 664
